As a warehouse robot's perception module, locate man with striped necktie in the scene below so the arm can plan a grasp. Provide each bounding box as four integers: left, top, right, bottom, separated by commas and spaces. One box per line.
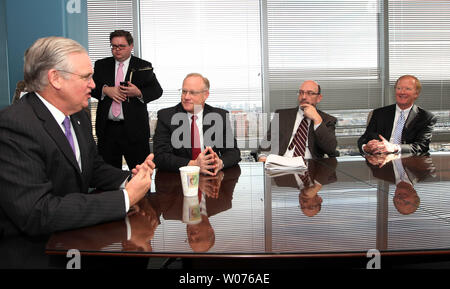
358, 75, 437, 155
258, 80, 338, 161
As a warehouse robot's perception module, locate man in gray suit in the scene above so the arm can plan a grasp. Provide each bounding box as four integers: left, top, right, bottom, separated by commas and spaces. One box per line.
259, 80, 338, 161
0, 37, 155, 241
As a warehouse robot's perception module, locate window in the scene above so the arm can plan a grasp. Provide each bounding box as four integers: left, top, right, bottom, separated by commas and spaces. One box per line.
87, 0, 135, 63
266, 0, 380, 140
140, 0, 263, 114
389, 0, 450, 134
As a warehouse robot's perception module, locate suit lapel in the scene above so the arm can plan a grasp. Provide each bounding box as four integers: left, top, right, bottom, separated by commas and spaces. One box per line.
280, 108, 299, 155
70, 113, 88, 177
384, 104, 397, 139
125, 56, 135, 82
28, 93, 81, 174
403, 104, 418, 134
175, 103, 192, 158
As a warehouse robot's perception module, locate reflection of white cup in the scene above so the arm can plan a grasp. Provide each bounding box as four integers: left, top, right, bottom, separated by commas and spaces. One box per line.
182, 196, 201, 225
179, 166, 200, 197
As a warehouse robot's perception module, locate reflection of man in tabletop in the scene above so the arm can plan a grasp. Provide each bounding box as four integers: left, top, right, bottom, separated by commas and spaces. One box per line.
123, 197, 160, 251
271, 158, 337, 217
366, 154, 436, 215
154, 165, 241, 252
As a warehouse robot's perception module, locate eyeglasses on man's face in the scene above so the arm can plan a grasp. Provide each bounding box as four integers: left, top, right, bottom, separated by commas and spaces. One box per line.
298, 90, 319, 96
179, 89, 208, 96
58, 70, 93, 82
110, 44, 129, 50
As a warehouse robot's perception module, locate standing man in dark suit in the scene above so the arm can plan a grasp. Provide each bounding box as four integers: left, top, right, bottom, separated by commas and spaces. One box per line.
358, 75, 437, 155
153, 73, 241, 175
91, 30, 163, 170
0, 37, 155, 267
258, 80, 338, 161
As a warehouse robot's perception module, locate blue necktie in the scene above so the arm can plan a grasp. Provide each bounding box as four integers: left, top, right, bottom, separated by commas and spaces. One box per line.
392, 111, 405, 145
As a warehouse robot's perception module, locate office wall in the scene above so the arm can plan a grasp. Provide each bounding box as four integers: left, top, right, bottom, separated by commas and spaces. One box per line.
1, 0, 88, 109
0, 0, 9, 109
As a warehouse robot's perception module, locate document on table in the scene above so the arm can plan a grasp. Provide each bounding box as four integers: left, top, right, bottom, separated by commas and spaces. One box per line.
264, 154, 307, 172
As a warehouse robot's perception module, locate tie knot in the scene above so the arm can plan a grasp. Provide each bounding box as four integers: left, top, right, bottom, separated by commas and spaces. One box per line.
192, 115, 198, 121
118, 62, 124, 68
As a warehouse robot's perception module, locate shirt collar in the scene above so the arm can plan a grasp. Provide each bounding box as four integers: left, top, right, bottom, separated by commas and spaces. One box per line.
35, 92, 67, 126
188, 109, 204, 121
116, 55, 131, 66
396, 104, 413, 115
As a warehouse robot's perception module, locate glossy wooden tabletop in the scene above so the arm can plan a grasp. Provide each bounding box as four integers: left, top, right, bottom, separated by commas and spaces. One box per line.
46, 153, 450, 258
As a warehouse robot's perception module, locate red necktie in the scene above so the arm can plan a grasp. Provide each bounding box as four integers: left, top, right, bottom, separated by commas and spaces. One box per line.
288, 117, 308, 157
112, 62, 124, 117
191, 115, 201, 160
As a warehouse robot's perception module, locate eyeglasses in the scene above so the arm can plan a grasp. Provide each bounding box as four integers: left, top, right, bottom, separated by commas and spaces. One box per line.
395, 86, 414, 92
179, 89, 208, 96
110, 44, 129, 50
58, 70, 93, 82
298, 90, 319, 96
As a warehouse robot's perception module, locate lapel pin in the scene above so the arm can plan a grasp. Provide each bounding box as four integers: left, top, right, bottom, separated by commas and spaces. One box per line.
77, 121, 80, 125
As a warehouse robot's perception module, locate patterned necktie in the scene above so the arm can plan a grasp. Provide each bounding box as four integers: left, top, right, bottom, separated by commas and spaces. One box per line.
288, 117, 309, 157
392, 110, 405, 144
62, 116, 76, 156
299, 171, 311, 188
191, 115, 201, 160
112, 62, 124, 117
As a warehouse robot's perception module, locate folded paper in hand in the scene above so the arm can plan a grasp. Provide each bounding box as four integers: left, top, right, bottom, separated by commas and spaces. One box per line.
265, 154, 307, 171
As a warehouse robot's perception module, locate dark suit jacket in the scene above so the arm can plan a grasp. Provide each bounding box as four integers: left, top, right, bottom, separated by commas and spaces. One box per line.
358, 104, 437, 155
0, 93, 130, 237
91, 55, 163, 142
260, 107, 338, 158
153, 103, 241, 171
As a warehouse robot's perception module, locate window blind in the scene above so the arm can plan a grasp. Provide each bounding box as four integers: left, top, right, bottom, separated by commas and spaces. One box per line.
139, 0, 263, 114
266, 0, 381, 112
389, 0, 450, 110
87, 0, 135, 63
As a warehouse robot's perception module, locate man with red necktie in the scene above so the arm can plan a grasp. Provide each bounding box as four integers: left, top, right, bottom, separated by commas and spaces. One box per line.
92, 30, 163, 170
154, 73, 241, 175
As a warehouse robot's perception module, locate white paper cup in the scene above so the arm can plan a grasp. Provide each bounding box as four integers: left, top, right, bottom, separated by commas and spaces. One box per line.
179, 166, 200, 197
182, 196, 201, 224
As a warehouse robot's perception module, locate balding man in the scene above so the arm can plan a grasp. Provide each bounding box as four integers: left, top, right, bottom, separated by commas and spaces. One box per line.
358, 75, 437, 155
259, 80, 338, 161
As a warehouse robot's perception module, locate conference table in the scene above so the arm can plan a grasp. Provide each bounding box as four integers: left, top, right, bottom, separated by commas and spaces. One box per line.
46, 153, 450, 268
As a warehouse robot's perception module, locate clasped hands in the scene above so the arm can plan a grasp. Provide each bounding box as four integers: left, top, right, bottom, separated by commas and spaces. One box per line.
103, 81, 142, 103
189, 146, 224, 176
364, 134, 399, 155
363, 135, 400, 168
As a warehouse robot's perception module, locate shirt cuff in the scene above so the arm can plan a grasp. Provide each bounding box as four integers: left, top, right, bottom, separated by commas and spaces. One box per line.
122, 189, 130, 213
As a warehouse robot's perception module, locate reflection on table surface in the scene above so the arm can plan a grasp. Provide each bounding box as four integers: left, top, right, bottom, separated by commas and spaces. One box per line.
46, 153, 450, 257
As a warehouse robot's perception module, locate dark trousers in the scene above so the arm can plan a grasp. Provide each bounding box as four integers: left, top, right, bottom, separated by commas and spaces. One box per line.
98, 120, 150, 170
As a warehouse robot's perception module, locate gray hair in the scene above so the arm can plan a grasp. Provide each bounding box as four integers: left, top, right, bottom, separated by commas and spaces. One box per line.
184, 73, 210, 90
24, 36, 87, 92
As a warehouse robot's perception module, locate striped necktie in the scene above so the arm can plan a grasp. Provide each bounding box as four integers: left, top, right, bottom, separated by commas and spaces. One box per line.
288, 118, 308, 157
